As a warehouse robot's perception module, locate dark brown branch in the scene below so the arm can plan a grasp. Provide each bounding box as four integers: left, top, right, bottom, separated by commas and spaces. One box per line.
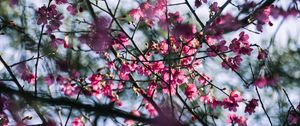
255, 86, 273, 126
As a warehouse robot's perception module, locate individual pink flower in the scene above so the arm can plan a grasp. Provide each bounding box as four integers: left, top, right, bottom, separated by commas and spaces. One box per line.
117, 83, 124, 92
171, 23, 196, 40
288, 112, 299, 125
67, 4, 78, 16
147, 81, 157, 97
21, 72, 35, 84
50, 35, 66, 49
72, 117, 84, 126
44, 74, 54, 86
79, 16, 112, 52
168, 12, 183, 24
151, 61, 164, 73
221, 55, 242, 71
258, 48, 267, 60
159, 40, 168, 54
255, 6, 272, 32
103, 83, 112, 97
198, 74, 210, 85
180, 57, 194, 66
145, 103, 158, 117
227, 114, 247, 126
113, 33, 129, 50
62, 83, 79, 96
210, 2, 219, 13
195, 0, 207, 8
129, 9, 144, 20
223, 98, 239, 112
229, 90, 242, 102
207, 40, 228, 57
89, 74, 102, 85
119, 63, 132, 81
56, 75, 65, 85
185, 84, 198, 100
244, 99, 259, 115
229, 32, 253, 56
200, 94, 222, 109
173, 70, 188, 85
200, 94, 213, 104
254, 76, 268, 88
16, 63, 35, 84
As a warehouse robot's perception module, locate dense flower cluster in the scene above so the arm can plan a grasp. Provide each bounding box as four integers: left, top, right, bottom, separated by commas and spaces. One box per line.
1, 0, 299, 125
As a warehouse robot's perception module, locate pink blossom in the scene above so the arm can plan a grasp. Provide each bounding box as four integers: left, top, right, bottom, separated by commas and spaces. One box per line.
129, 9, 144, 20
288, 112, 299, 125
258, 49, 267, 60
227, 114, 248, 126
56, 75, 65, 85
89, 74, 102, 85
244, 99, 259, 115
180, 57, 194, 66
44, 74, 54, 86
147, 81, 157, 97
67, 4, 78, 16
229, 90, 242, 102
200, 94, 222, 109
145, 103, 158, 117
62, 83, 79, 96
210, 2, 219, 13
21, 72, 35, 84
221, 55, 242, 71
254, 76, 268, 88
207, 40, 228, 57
151, 61, 164, 73
229, 32, 253, 55
185, 84, 198, 100
159, 40, 168, 54
195, 0, 207, 8
50, 35, 66, 49
16, 63, 35, 84
198, 74, 210, 85
223, 98, 239, 112
168, 12, 183, 24
103, 83, 112, 97
117, 83, 124, 92
113, 33, 129, 50
207, 13, 240, 36
72, 117, 84, 126
119, 63, 132, 81
255, 6, 272, 32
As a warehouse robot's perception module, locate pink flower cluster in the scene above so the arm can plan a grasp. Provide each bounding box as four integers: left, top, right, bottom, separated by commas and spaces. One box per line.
36, 5, 64, 34
16, 63, 35, 84
72, 117, 84, 126
227, 113, 247, 126
79, 17, 112, 52
244, 99, 259, 115
129, 0, 166, 27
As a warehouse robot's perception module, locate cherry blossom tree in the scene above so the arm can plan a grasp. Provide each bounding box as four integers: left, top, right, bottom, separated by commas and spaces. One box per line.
0, 0, 300, 125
